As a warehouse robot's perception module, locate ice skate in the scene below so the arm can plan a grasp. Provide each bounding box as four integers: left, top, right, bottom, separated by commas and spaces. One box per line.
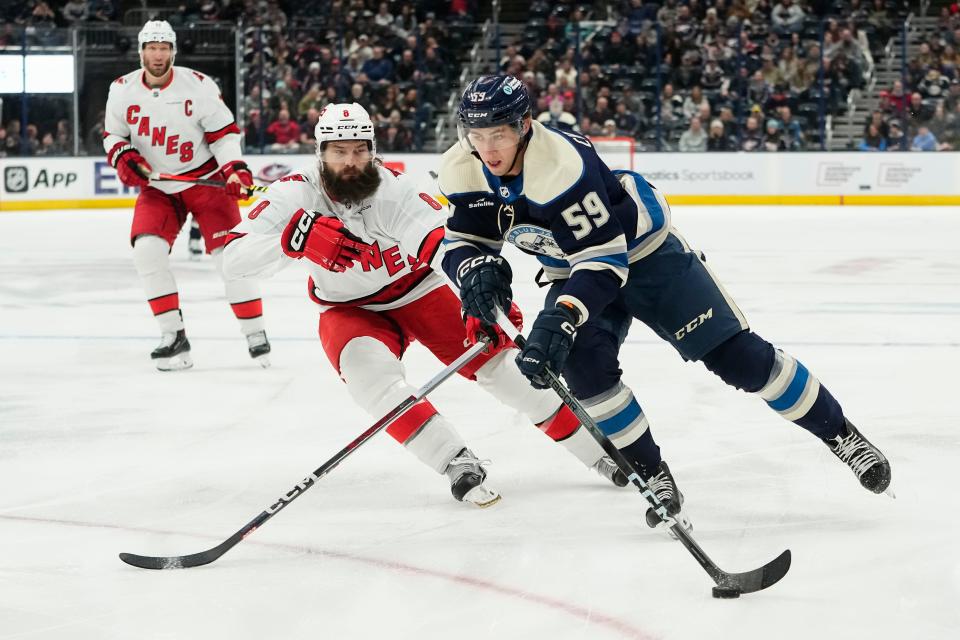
824, 419, 892, 496
642, 461, 692, 537
444, 448, 500, 507
246, 330, 271, 368
151, 329, 192, 371
592, 456, 629, 487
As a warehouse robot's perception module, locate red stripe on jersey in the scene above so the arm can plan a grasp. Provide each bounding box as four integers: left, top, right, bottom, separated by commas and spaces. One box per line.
204, 122, 241, 144
415, 227, 444, 267
106, 140, 129, 167
148, 292, 180, 316
230, 298, 263, 320
307, 266, 434, 308
223, 231, 246, 247
385, 400, 438, 444
537, 406, 580, 441
177, 156, 219, 179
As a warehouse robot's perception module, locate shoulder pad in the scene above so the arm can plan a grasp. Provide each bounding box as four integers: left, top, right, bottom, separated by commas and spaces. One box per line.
438, 143, 491, 198
521, 121, 585, 206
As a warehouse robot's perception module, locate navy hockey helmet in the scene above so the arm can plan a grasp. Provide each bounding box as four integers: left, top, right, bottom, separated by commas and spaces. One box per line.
456, 75, 531, 152
457, 75, 530, 128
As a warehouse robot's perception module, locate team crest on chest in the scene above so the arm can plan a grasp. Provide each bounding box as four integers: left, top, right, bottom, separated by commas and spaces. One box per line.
505, 224, 564, 258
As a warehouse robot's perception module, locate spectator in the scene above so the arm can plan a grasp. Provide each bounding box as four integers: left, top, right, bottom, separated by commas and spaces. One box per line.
863, 110, 889, 141
778, 106, 804, 150
297, 84, 324, 119
741, 115, 763, 151
682, 85, 710, 121
85, 111, 105, 155
771, 0, 805, 35
918, 68, 951, 100
377, 110, 413, 152
4, 121, 21, 156
707, 119, 732, 150
884, 79, 909, 116
62, 0, 89, 24
362, 46, 395, 85
266, 109, 300, 153
907, 92, 934, 130
35, 132, 57, 156
763, 119, 786, 151
887, 119, 907, 149
613, 102, 640, 138
910, 125, 938, 151
858, 122, 888, 150
679, 116, 707, 152
23, 124, 40, 156
244, 109, 265, 151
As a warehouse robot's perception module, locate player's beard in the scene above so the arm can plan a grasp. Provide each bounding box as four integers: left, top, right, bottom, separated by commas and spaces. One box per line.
321, 161, 381, 206
143, 57, 172, 80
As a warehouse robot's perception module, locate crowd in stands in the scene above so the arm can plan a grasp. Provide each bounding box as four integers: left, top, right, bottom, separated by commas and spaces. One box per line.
4, 0, 960, 156
239, 0, 474, 153
515, 0, 912, 152
860, 4, 960, 151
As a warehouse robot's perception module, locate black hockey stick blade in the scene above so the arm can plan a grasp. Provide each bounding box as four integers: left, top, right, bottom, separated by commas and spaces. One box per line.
119, 532, 243, 569
710, 548, 791, 594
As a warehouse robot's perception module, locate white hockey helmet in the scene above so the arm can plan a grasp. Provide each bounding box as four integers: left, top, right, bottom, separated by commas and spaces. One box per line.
315, 103, 377, 158
138, 20, 177, 61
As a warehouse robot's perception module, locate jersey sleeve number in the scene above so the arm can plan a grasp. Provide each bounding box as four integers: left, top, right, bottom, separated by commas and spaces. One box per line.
560, 192, 610, 240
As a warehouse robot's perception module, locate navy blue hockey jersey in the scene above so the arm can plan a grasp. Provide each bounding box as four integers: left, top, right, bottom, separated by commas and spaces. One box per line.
438, 120, 672, 323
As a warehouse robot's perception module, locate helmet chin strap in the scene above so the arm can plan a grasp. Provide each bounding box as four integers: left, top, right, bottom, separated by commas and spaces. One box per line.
502, 125, 531, 178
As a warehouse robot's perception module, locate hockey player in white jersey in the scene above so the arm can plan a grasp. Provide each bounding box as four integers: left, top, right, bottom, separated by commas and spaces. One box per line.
222, 103, 627, 506
103, 20, 270, 370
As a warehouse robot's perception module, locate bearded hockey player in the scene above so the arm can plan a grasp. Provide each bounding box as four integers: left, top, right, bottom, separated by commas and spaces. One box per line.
103, 20, 269, 370
221, 103, 628, 506
439, 75, 892, 530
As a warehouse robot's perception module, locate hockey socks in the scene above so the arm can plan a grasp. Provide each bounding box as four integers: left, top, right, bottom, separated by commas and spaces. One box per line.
581, 382, 662, 475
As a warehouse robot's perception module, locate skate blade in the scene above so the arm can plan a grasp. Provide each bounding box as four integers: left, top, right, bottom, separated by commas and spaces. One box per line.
666, 510, 694, 540
253, 354, 271, 369
156, 353, 193, 371
883, 485, 896, 499
462, 485, 501, 508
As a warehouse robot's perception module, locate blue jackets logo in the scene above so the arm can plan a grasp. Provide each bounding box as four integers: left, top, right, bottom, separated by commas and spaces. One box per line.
4, 166, 28, 193
506, 224, 564, 258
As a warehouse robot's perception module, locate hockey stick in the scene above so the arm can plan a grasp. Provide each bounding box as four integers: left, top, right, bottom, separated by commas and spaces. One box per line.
148, 172, 269, 194
119, 339, 491, 570
495, 312, 791, 596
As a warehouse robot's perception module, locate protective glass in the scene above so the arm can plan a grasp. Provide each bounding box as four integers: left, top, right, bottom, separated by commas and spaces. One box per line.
457, 121, 524, 153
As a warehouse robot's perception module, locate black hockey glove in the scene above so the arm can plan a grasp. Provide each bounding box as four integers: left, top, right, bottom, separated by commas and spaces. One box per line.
516, 304, 579, 389
457, 255, 513, 325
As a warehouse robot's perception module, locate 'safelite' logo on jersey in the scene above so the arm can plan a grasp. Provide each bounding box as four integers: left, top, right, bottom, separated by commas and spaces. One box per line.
3, 166, 28, 193
505, 224, 564, 259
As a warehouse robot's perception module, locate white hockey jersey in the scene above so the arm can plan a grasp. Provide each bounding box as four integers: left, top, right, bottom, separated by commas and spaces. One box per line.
103, 66, 243, 194
221, 163, 448, 312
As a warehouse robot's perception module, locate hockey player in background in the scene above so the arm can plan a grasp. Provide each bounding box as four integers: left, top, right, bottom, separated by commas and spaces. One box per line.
221, 104, 627, 507
103, 20, 270, 371
440, 75, 892, 530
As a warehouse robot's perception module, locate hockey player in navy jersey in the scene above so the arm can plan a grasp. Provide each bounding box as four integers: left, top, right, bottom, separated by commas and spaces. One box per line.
439, 75, 892, 530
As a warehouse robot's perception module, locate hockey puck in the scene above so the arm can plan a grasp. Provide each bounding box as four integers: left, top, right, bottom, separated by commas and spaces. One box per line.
711, 586, 741, 599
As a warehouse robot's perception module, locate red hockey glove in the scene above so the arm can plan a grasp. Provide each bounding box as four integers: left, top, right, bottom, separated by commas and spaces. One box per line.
113, 145, 152, 188
220, 160, 254, 199
280, 209, 367, 272
464, 302, 523, 355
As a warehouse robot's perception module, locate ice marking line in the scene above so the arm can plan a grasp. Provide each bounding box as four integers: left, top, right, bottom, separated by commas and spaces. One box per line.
0, 514, 657, 640
0, 335, 957, 349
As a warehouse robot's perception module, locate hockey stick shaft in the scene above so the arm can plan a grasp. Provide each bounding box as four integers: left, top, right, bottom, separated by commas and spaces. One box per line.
148, 172, 269, 194
119, 339, 490, 570
495, 311, 790, 593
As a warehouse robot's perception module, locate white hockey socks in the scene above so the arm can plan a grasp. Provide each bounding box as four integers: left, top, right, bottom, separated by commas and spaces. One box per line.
339, 338, 465, 473
132, 234, 183, 333
212, 248, 265, 336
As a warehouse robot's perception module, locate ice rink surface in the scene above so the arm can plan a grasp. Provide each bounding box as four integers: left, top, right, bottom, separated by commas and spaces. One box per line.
1, 204, 958, 639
